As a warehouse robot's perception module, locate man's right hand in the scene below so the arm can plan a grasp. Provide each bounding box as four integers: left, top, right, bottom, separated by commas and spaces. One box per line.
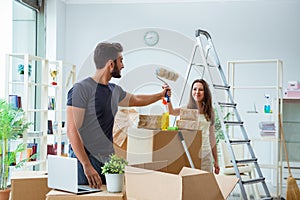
83, 164, 102, 189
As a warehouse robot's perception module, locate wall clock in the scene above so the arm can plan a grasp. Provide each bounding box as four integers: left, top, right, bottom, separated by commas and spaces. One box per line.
144, 31, 159, 46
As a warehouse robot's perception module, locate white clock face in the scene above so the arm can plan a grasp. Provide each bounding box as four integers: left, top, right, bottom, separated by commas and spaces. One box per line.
144, 31, 159, 46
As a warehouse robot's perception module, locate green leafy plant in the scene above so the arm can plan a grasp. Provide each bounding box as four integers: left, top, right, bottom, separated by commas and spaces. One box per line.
0, 99, 34, 190
101, 154, 128, 174
17, 64, 32, 76
214, 109, 231, 144
215, 110, 224, 144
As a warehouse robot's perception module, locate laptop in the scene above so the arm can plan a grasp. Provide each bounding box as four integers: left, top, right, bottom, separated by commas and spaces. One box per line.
47, 155, 102, 194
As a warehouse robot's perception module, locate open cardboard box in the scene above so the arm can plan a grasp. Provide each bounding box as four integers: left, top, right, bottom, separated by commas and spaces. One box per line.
125, 162, 239, 200
126, 128, 202, 174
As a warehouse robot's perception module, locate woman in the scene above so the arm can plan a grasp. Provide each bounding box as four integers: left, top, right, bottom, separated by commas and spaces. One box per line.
167, 79, 220, 174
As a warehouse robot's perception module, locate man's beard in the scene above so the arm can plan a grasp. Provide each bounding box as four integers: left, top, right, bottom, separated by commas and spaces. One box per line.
111, 62, 121, 78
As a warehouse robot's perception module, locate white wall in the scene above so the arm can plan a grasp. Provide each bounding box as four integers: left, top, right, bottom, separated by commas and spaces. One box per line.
60, 0, 300, 91
46, 0, 66, 60
46, 0, 300, 119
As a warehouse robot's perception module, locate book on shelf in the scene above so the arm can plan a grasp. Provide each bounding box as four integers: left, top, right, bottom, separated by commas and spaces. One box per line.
259, 121, 276, 131
9, 95, 22, 109
27, 143, 38, 161
260, 130, 276, 137
48, 120, 53, 134
259, 121, 276, 137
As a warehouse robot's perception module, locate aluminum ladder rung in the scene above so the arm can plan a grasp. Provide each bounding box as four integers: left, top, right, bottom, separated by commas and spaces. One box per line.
218, 102, 237, 108
260, 198, 273, 200
229, 139, 251, 145
213, 84, 230, 90
235, 158, 257, 164
224, 121, 243, 126
191, 63, 204, 67
242, 177, 265, 185
207, 63, 218, 68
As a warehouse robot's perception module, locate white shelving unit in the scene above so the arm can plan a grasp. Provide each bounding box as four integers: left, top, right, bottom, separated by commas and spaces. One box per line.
48, 60, 76, 156
227, 59, 283, 197
5, 54, 76, 171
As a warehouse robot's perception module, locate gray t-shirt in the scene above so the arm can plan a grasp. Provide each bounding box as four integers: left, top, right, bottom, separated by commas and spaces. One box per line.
67, 77, 126, 161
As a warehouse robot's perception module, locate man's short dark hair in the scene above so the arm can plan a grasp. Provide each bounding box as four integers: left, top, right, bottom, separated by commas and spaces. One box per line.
94, 42, 123, 69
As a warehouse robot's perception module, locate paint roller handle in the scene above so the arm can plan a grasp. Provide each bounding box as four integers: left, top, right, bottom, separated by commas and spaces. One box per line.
163, 85, 171, 103
161, 84, 170, 103
165, 89, 170, 102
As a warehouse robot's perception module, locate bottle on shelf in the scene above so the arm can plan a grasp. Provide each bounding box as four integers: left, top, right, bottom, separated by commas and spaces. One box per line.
264, 94, 271, 113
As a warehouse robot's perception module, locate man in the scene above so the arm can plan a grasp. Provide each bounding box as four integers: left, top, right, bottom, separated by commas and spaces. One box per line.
67, 42, 167, 189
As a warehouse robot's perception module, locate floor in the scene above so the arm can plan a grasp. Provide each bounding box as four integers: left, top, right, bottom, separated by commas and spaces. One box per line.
227, 182, 287, 200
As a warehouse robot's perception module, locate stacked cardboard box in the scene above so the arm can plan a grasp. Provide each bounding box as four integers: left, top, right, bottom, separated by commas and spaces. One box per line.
176, 108, 200, 130
137, 114, 162, 130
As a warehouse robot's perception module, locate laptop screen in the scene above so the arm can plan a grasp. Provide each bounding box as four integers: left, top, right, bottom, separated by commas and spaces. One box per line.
47, 155, 79, 193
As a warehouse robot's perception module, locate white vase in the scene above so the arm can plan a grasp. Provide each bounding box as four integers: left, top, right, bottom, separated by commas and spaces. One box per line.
19, 74, 24, 81
105, 173, 124, 193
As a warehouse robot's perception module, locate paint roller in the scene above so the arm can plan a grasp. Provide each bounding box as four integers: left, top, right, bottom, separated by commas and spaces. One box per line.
155, 67, 179, 103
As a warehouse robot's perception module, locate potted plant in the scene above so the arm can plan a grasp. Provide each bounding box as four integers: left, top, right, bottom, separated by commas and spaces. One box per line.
0, 99, 33, 199
17, 64, 32, 81
101, 154, 128, 193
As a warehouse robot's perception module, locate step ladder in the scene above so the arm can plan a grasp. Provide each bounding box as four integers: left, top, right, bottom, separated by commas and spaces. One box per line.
180, 29, 272, 200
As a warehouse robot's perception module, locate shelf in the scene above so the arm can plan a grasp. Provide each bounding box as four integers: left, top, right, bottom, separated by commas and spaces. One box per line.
227, 59, 283, 194
27, 109, 48, 112
22, 160, 46, 168
260, 164, 279, 169
252, 137, 277, 142
5, 53, 76, 172
27, 131, 44, 138
232, 86, 282, 90
283, 98, 300, 103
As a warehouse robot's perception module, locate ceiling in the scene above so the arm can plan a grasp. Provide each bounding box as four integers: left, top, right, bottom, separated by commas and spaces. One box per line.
64, 0, 248, 4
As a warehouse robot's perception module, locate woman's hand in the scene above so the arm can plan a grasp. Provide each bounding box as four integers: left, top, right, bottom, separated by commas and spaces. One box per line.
214, 161, 220, 174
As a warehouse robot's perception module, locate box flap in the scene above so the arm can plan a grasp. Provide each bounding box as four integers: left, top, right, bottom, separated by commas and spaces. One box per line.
214, 174, 239, 199
181, 170, 224, 200
11, 170, 48, 179
179, 166, 208, 176
130, 160, 168, 172
125, 166, 182, 200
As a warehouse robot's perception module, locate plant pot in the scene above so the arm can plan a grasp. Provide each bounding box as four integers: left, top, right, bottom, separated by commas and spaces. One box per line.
19, 74, 31, 82
0, 188, 11, 200
19, 74, 24, 81
105, 173, 124, 193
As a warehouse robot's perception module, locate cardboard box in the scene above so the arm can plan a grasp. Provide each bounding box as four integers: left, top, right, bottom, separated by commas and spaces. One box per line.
180, 108, 198, 121
176, 120, 200, 130
125, 162, 239, 200
11, 171, 51, 200
46, 185, 125, 200
137, 114, 162, 130
127, 128, 202, 174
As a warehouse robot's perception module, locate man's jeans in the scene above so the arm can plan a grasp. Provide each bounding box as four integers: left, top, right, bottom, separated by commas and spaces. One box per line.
69, 146, 106, 185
